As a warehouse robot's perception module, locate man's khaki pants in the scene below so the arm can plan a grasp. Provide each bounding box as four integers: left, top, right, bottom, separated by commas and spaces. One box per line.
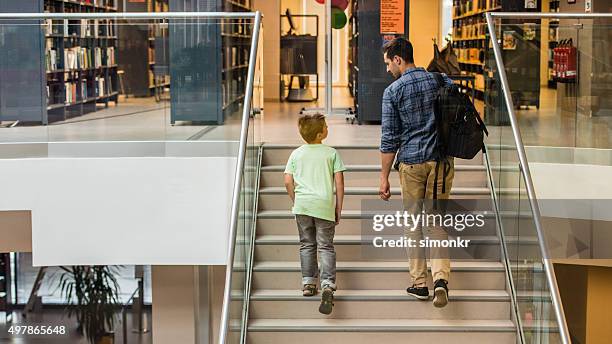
398, 160, 454, 287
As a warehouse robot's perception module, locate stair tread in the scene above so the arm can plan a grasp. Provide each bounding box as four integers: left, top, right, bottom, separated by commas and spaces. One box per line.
258, 209, 533, 219
248, 318, 516, 331
250, 289, 510, 301
255, 234, 539, 244
253, 260, 504, 271
261, 164, 486, 171
260, 186, 492, 194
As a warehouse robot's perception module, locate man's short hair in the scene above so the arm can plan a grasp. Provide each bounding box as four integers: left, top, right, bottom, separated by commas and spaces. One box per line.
298, 113, 326, 143
383, 37, 414, 64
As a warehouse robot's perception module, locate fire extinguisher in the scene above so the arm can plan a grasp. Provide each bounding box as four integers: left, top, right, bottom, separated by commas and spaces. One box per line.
552, 40, 562, 81
565, 38, 577, 82
559, 39, 568, 81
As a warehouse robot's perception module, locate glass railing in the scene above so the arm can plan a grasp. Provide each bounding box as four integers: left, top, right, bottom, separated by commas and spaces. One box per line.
0, 12, 263, 149
482, 12, 595, 344
218, 11, 262, 344
0, 11, 264, 344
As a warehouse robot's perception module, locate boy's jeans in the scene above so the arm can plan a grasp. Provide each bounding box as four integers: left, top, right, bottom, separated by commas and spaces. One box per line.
295, 214, 337, 290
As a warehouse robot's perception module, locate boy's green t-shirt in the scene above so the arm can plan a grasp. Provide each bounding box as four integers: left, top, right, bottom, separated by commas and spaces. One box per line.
284, 144, 346, 222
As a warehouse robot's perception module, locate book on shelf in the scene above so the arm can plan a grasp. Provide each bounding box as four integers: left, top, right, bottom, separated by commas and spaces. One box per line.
65, 82, 78, 104
95, 77, 106, 97
81, 79, 88, 100
105, 47, 116, 66
94, 47, 102, 68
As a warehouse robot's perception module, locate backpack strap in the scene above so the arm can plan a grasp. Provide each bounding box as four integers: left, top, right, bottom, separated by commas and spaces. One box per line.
432, 72, 444, 88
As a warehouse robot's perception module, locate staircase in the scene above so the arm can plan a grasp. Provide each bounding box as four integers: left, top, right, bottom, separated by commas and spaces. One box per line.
246, 144, 518, 343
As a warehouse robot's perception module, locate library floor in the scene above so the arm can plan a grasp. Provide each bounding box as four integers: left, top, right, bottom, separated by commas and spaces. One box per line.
1, 87, 610, 149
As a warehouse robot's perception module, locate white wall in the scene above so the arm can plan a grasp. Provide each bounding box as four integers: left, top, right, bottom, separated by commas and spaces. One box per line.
0, 142, 237, 266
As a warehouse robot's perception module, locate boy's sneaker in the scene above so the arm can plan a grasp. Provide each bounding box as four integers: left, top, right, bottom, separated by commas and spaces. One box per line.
318, 288, 334, 315
406, 285, 430, 300
433, 279, 449, 308
302, 284, 317, 297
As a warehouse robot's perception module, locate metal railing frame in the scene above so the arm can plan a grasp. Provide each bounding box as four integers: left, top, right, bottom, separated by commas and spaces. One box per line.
484, 11, 612, 344
217, 11, 262, 344
0, 10, 263, 344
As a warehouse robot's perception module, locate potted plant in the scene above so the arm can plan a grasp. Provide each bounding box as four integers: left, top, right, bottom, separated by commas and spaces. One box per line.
59, 266, 121, 344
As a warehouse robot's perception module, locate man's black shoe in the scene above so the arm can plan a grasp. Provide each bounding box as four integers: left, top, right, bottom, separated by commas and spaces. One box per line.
406, 285, 429, 300
433, 279, 449, 308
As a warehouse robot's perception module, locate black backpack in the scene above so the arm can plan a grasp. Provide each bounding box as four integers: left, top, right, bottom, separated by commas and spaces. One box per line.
431, 73, 488, 198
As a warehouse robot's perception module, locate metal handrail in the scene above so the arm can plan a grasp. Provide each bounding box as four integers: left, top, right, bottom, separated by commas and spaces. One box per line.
0, 12, 257, 19
485, 12, 587, 344
218, 11, 262, 344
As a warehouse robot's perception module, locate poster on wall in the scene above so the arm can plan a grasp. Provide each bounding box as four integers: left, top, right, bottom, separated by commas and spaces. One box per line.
503, 31, 517, 50
380, 0, 405, 34
585, 0, 592, 12
524, 0, 537, 9
523, 23, 536, 41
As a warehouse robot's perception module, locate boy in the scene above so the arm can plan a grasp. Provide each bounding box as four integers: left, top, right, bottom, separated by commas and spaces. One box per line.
284, 113, 346, 315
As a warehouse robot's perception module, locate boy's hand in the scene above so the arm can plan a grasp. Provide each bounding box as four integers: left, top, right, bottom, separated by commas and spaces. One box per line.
379, 178, 391, 201
335, 207, 341, 225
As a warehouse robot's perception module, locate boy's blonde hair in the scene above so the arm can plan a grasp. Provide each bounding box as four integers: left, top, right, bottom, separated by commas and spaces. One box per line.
298, 113, 326, 143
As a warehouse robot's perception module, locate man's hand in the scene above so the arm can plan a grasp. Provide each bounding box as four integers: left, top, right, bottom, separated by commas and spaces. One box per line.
380, 152, 395, 201
379, 178, 391, 201
335, 206, 341, 225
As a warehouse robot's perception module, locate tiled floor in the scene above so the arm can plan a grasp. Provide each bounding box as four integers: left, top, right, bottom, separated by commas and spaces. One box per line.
2, 87, 610, 149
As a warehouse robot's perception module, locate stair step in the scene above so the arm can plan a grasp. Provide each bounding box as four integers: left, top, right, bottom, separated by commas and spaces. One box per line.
258, 186, 496, 211
256, 210, 532, 236
251, 261, 507, 290
253, 234, 539, 261
247, 319, 516, 344
249, 289, 511, 320
260, 186, 492, 195
262, 145, 484, 166
254, 260, 504, 271
261, 165, 487, 172
260, 164, 488, 188
247, 318, 516, 331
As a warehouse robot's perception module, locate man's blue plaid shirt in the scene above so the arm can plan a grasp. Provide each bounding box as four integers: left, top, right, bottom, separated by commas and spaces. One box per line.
380, 67, 453, 165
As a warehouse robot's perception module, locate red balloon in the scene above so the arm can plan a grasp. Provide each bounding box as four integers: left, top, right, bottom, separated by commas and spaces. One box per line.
332, 0, 349, 10
314, 0, 349, 10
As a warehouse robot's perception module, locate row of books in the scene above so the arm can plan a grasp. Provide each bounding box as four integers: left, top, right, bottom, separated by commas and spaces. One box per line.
223, 47, 250, 69
44, 19, 116, 38
60, 47, 115, 71
61, 0, 116, 8
62, 77, 114, 104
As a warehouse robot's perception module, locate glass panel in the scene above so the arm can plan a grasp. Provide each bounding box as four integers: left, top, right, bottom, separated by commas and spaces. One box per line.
0, 13, 261, 344
224, 17, 262, 343
485, 17, 570, 344
0, 16, 255, 148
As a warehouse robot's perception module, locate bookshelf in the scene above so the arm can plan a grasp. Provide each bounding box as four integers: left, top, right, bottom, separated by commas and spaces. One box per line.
118, 0, 169, 98
547, 0, 560, 88
451, 0, 502, 99
0, 0, 119, 124
348, 0, 409, 124
169, 0, 252, 124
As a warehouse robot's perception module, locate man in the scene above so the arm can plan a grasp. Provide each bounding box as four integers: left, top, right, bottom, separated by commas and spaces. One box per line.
378, 37, 455, 308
